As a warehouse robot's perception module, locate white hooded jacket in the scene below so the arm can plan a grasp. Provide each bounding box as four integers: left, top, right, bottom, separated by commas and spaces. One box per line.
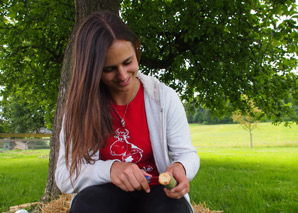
55, 73, 200, 209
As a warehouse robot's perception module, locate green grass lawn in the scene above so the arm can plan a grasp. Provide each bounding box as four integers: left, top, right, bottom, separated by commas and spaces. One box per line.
190, 147, 298, 212
0, 123, 297, 212
0, 150, 49, 212
190, 122, 298, 148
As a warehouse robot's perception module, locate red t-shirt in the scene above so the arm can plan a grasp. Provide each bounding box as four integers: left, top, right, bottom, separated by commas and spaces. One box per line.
100, 83, 159, 185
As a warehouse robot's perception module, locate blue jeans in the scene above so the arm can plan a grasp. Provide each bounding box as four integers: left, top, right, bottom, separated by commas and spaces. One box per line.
70, 184, 192, 213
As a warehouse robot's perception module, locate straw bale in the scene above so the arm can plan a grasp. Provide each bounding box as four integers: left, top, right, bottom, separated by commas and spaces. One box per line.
192, 202, 223, 213
40, 194, 222, 213
40, 194, 72, 213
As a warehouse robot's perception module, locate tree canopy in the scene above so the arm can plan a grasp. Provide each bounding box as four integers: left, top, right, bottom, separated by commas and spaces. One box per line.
1, 0, 298, 132
122, 0, 298, 122
0, 0, 75, 130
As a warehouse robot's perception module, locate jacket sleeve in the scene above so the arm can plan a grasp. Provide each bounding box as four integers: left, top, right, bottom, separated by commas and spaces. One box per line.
164, 87, 200, 181
55, 124, 119, 194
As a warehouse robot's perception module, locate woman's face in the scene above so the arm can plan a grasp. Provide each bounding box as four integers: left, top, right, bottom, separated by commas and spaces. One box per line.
102, 40, 139, 102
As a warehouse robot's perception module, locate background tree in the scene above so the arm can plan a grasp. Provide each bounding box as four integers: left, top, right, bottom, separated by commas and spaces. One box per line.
0, 119, 8, 133
232, 96, 262, 148
232, 111, 260, 149
185, 105, 233, 124
1, 95, 45, 133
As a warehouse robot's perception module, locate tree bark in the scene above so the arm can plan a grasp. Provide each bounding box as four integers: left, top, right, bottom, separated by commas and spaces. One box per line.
41, 0, 121, 202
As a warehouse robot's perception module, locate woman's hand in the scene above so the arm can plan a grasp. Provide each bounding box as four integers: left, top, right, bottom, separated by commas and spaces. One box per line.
110, 162, 151, 193
164, 162, 189, 199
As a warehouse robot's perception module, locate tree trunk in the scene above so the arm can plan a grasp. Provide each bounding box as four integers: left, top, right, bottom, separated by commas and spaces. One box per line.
249, 130, 253, 149
41, 0, 121, 202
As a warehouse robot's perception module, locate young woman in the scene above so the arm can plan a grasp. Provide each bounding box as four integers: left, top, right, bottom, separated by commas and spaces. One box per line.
55, 11, 200, 213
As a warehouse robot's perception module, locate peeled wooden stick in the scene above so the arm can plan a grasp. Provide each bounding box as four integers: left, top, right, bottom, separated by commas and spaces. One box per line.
158, 172, 177, 189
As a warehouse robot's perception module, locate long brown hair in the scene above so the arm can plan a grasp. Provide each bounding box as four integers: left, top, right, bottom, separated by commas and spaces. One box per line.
63, 11, 141, 179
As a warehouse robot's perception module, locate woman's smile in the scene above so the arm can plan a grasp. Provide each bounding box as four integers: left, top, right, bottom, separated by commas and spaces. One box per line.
118, 76, 131, 86
102, 40, 140, 105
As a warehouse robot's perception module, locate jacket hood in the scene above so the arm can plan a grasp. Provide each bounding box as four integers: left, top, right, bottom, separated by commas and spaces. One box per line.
137, 72, 161, 102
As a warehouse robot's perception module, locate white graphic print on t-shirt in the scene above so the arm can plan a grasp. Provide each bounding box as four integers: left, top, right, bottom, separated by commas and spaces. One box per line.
110, 128, 143, 163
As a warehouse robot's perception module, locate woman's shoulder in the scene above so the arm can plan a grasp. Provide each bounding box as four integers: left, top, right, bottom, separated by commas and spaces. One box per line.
137, 72, 160, 86
137, 73, 161, 100
137, 73, 175, 92
137, 73, 179, 105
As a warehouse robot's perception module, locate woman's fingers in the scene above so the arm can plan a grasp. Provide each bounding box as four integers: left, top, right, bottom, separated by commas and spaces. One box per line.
164, 162, 189, 199
110, 162, 150, 193
163, 180, 189, 199
163, 170, 189, 199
